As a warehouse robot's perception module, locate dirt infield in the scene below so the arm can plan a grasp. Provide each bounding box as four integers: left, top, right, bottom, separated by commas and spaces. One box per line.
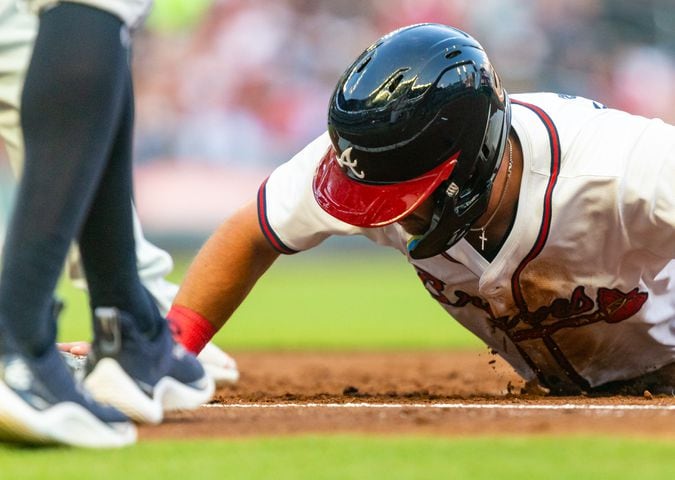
139, 351, 675, 440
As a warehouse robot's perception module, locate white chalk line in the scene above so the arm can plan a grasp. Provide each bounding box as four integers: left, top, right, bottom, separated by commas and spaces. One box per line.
203, 402, 675, 412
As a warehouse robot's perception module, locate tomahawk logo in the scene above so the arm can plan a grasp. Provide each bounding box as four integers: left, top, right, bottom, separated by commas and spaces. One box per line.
336, 147, 365, 179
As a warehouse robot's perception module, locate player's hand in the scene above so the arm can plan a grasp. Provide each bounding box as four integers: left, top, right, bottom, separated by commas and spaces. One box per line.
57, 341, 91, 356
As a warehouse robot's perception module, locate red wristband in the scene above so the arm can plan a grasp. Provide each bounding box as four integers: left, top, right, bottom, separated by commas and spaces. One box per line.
167, 304, 217, 354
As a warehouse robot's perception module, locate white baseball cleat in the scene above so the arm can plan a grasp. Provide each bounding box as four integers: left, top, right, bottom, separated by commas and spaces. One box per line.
84, 307, 214, 425
0, 348, 135, 448
197, 342, 240, 386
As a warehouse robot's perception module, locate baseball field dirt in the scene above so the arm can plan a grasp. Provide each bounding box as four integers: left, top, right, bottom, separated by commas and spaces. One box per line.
138, 351, 675, 440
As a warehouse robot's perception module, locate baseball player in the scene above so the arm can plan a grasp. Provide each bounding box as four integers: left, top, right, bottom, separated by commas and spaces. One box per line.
0, 0, 216, 447
168, 23, 675, 396
0, 1, 238, 385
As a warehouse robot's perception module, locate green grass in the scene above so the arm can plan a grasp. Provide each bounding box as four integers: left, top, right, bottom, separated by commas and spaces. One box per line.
56, 247, 481, 350
1, 436, 674, 479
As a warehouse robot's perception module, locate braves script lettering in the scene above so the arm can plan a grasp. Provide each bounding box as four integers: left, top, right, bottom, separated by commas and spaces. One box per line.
415, 267, 648, 390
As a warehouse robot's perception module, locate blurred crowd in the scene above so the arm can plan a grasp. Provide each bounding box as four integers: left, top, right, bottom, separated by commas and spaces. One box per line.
132, 0, 675, 169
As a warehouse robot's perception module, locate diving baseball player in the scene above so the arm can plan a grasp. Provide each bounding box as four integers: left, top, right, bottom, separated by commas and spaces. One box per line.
169, 23, 675, 395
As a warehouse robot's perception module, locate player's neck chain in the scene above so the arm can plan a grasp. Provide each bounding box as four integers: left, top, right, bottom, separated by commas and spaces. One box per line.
469, 138, 513, 251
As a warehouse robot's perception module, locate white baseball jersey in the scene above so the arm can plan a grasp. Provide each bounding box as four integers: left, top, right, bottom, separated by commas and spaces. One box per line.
258, 92, 675, 391
25, 0, 152, 29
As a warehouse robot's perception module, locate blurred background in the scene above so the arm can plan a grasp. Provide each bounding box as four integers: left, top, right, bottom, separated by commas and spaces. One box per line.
1, 0, 675, 246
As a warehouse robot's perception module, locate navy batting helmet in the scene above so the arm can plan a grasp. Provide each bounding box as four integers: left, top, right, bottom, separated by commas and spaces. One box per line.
313, 23, 511, 258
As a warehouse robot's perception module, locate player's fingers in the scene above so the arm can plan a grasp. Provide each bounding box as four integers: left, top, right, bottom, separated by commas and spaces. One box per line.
69, 342, 91, 355
57, 342, 75, 352
57, 341, 91, 355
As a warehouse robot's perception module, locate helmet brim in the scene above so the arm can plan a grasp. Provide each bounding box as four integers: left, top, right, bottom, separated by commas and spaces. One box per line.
312, 147, 459, 228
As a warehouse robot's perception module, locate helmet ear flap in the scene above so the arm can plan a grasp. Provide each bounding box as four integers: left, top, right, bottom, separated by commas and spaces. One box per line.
407, 184, 465, 259
408, 98, 510, 259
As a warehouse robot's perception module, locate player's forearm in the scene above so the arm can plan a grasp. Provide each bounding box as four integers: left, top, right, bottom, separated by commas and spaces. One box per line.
172, 200, 279, 332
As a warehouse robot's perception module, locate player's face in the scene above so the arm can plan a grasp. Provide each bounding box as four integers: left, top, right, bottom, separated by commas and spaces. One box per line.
396, 197, 434, 235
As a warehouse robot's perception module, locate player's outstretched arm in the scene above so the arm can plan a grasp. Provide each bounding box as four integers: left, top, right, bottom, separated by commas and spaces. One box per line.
168, 200, 280, 352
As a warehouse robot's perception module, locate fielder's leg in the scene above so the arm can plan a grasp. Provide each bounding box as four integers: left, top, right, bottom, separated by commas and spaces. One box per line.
2, 3, 211, 432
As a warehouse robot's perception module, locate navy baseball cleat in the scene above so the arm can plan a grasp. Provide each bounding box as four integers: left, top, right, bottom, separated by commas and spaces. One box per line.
0, 346, 136, 448
84, 307, 214, 424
